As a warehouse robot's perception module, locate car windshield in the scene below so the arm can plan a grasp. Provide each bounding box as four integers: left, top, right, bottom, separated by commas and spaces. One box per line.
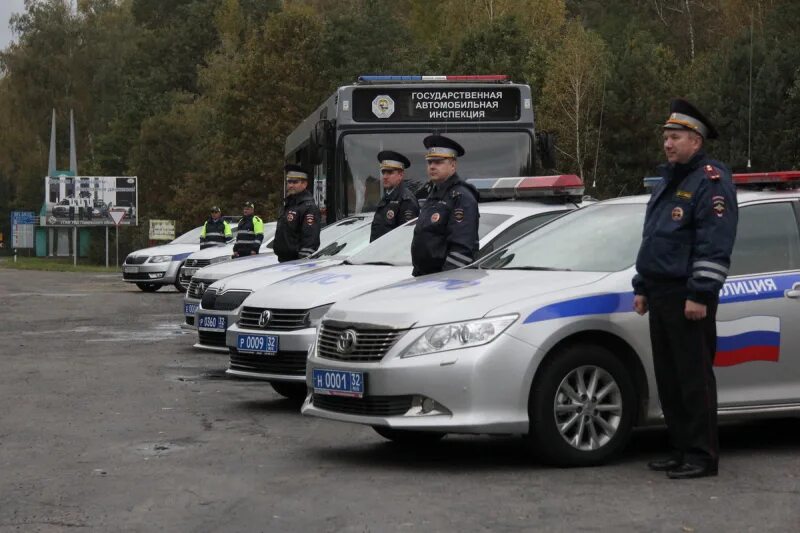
346, 211, 511, 266
171, 226, 204, 244
479, 203, 646, 272
341, 132, 531, 213
311, 220, 373, 258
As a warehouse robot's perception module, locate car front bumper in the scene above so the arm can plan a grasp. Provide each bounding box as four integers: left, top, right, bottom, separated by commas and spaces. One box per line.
192, 306, 241, 352
122, 260, 181, 284
225, 323, 314, 382
301, 332, 536, 435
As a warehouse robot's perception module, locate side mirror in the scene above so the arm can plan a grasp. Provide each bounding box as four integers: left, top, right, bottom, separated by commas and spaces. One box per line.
536, 131, 557, 170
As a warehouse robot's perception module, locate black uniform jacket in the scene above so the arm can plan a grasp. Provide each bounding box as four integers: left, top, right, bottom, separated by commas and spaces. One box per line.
233, 215, 263, 256
633, 150, 738, 304
411, 173, 480, 277
370, 183, 420, 242
273, 190, 321, 262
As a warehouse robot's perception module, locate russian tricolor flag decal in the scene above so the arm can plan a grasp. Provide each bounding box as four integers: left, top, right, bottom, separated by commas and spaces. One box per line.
715, 316, 781, 367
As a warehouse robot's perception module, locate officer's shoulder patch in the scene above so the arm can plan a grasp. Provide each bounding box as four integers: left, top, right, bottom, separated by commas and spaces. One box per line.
403, 210, 415, 220
386, 209, 395, 220
305, 213, 316, 225
704, 164, 721, 181
712, 195, 726, 217
454, 208, 465, 222
676, 190, 693, 201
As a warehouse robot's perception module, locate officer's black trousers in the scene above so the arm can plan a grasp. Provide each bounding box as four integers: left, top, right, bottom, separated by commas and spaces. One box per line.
648, 290, 719, 466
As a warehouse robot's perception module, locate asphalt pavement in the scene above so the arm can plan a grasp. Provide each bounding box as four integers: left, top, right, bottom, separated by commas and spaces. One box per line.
0, 269, 798, 532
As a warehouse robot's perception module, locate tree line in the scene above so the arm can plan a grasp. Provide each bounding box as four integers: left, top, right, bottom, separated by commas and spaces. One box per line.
1, 0, 797, 255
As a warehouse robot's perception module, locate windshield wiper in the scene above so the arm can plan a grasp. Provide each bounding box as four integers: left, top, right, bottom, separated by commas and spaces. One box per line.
499, 266, 571, 271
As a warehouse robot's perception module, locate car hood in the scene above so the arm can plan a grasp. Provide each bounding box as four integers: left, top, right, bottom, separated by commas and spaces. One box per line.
193, 253, 284, 282
243, 264, 414, 309
128, 243, 198, 260
186, 244, 235, 260
325, 268, 610, 329
207, 258, 344, 290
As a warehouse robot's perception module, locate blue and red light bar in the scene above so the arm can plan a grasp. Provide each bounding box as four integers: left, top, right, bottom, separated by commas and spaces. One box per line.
358, 75, 509, 83
468, 175, 585, 200
732, 170, 800, 185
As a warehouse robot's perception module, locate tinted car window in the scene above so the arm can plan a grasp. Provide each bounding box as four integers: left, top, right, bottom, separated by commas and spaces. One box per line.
480, 203, 646, 272
729, 202, 800, 276
477, 211, 564, 259
312, 222, 373, 258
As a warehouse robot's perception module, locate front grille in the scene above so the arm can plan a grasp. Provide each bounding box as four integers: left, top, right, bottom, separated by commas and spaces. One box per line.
125, 255, 148, 265
317, 323, 405, 362
185, 259, 212, 268
312, 394, 413, 416
238, 307, 309, 331
188, 278, 215, 299
202, 290, 250, 311
198, 330, 226, 347
229, 349, 308, 376
185, 316, 195, 326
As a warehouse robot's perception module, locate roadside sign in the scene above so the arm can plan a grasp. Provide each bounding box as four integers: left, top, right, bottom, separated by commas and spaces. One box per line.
109, 209, 126, 225
149, 219, 176, 241
11, 211, 36, 248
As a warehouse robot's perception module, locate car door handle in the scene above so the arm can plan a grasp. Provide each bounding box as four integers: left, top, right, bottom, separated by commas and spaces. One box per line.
786, 282, 800, 299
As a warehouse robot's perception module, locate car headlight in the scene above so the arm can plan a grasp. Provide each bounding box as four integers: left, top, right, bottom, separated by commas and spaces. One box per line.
209, 255, 230, 265
306, 304, 333, 328
400, 314, 518, 358
148, 255, 173, 263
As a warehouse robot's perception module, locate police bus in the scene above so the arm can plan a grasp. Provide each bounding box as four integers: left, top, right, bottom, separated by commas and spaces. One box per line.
284, 75, 556, 223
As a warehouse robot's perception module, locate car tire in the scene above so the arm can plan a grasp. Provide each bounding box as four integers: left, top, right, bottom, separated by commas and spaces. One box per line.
270, 382, 308, 402
526, 343, 637, 467
372, 426, 446, 444
136, 283, 161, 292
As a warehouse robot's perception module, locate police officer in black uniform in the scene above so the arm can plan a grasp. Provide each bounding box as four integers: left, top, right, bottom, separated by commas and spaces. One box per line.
370, 151, 420, 242
633, 98, 738, 479
411, 135, 479, 276
273, 164, 321, 263
232, 201, 264, 257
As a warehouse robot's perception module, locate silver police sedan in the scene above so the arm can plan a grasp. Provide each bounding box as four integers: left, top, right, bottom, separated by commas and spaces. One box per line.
303, 173, 800, 466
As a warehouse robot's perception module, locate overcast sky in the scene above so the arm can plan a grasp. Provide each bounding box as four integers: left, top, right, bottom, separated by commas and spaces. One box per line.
1, 0, 27, 49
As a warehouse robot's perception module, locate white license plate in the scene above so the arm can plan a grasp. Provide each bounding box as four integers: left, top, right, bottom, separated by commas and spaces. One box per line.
313, 369, 364, 398
197, 314, 227, 331
123, 266, 139, 273
183, 267, 198, 277
237, 334, 278, 355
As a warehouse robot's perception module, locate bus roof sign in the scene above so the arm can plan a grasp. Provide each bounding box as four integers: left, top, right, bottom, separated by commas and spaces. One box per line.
357, 75, 510, 83
352, 86, 521, 122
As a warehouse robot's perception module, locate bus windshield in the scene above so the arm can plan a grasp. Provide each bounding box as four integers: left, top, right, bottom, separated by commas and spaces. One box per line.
341, 131, 531, 213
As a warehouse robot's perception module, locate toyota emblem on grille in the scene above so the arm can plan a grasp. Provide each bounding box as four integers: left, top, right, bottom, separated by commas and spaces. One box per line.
258, 310, 272, 327
336, 329, 358, 354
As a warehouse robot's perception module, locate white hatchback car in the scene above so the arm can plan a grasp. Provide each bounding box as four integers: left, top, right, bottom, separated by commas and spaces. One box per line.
303, 172, 800, 466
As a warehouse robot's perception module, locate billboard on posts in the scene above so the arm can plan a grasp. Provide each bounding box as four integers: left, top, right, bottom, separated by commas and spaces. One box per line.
43, 176, 138, 226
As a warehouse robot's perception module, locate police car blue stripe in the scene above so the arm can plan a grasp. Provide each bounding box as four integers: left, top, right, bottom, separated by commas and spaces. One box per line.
173, 252, 192, 261
523, 272, 800, 325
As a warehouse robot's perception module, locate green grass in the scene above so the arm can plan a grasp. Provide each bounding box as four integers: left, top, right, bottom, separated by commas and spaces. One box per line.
0, 256, 120, 273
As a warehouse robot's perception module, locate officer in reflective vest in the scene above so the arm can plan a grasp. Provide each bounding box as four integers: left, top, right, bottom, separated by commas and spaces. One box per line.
200, 206, 232, 249
411, 135, 479, 277
232, 201, 264, 257
370, 150, 420, 242
273, 164, 321, 262
633, 98, 738, 480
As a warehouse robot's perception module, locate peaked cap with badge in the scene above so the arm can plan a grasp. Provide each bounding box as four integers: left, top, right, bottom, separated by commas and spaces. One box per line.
663, 98, 719, 140
423, 134, 465, 160
377, 150, 411, 171
284, 163, 310, 180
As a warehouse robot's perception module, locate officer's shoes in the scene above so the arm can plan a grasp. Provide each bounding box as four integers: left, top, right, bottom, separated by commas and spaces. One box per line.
666, 462, 718, 479
647, 457, 682, 471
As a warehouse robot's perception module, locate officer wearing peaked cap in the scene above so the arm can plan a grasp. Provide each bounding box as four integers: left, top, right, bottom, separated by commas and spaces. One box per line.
233, 201, 264, 257
411, 135, 479, 276
370, 151, 420, 242
633, 98, 738, 479
273, 164, 321, 262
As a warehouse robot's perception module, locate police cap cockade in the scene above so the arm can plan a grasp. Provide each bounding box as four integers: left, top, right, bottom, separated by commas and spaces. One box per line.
423, 134, 465, 160
663, 98, 719, 140
284, 163, 310, 180
242, 201, 254, 208
377, 150, 411, 171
